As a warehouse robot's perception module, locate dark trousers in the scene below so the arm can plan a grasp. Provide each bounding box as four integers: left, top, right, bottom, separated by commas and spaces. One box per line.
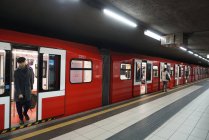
16, 101, 30, 121
163, 81, 168, 92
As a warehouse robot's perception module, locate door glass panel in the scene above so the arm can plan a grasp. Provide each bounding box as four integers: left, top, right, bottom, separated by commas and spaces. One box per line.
153, 66, 158, 77
42, 54, 61, 91
135, 61, 141, 82
146, 63, 152, 81
0, 50, 5, 95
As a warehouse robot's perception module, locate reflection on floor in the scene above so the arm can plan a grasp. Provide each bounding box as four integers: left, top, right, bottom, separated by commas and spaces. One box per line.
11, 101, 36, 127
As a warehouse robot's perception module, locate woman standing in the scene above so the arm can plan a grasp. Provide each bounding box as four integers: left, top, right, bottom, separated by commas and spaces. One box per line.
162, 68, 170, 92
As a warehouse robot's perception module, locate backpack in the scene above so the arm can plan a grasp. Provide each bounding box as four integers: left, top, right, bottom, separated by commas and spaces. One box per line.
30, 94, 37, 109
166, 72, 170, 81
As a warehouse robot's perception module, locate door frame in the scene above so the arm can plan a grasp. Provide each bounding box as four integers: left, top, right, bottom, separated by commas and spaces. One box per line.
0, 42, 11, 130
11, 45, 39, 125
37, 47, 66, 120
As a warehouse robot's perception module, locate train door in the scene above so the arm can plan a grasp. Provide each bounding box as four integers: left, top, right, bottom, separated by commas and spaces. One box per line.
141, 62, 147, 94
169, 64, 175, 88
133, 59, 142, 96
11, 46, 38, 127
175, 64, 180, 86
146, 61, 153, 93
180, 65, 184, 85
195, 67, 198, 81
152, 62, 159, 92
38, 47, 66, 121
0, 42, 11, 131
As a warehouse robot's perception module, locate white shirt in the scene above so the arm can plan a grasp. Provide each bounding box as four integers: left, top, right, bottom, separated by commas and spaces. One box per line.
162, 71, 170, 81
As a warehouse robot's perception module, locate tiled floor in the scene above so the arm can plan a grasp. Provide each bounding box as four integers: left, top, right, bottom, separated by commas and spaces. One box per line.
51, 85, 207, 140
145, 88, 209, 140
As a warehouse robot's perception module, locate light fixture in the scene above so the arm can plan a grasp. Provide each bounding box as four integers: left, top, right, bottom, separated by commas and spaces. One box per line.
12, 50, 38, 55
144, 30, 162, 41
103, 9, 137, 28
179, 47, 187, 51
194, 54, 198, 57
188, 51, 193, 54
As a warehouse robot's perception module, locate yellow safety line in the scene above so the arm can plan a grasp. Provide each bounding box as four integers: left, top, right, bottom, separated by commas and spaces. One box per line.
11, 80, 205, 140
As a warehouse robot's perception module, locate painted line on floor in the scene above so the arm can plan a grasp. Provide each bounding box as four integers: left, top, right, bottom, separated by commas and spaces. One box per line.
11, 79, 207, 140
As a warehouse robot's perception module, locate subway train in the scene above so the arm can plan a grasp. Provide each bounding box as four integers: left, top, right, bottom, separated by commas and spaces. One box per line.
0, 29, 208, 132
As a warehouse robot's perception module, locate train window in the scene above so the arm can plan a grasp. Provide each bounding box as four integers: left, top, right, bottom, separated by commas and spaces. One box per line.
70, 59, 92, 83
175, 65, 178, 78
42, 54, 61, 91
153, 66, 158, 77
146, 63, 152, 81
120, 63, 131, 80
135, 62, 141, 82
179, 66, 181, 77
181, 67, 184, 77
170, 67, 174, 76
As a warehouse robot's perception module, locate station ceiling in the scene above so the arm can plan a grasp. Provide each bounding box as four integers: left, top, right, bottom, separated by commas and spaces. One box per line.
0, 0, 209, 66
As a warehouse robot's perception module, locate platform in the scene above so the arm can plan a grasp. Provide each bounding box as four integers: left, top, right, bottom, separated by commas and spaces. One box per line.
1, 79, 209, 140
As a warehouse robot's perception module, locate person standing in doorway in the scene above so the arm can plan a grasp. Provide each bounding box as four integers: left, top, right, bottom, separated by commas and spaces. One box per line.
14, 57, 34, 125
162, 68, 170, 92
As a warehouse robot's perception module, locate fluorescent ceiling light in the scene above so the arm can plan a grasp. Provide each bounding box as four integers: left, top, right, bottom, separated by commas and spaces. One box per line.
194, 54, 198, 56
144, 30, 162, 41
12, 51, 38, 55
207, 54, 209, 58
188, 51, 193, 54
179, 47, 187, 51
103, 9, 137, 28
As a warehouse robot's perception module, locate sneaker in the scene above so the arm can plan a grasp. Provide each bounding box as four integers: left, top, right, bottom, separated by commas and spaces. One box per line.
24, 114, 30, 121
19, 120, 24, 125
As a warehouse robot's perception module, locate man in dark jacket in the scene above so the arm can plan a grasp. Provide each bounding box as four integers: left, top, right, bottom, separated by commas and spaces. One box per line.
14, 57, 34, 125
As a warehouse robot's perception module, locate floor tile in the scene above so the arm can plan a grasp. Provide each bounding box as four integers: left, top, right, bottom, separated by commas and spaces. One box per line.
50, 131, 80, 140
149, 135, 167, 140
187, 135, 205, 140
177, 125, 194, 135
82, 128, 107, 139
91, 131, 114, 140
190, 128, 208, 139
169, 132, 188, 140
155, 128, 175, 139
75, 124, 98, 134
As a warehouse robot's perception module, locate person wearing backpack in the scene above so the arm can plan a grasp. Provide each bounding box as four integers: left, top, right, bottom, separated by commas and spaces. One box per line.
14, 57, 34, 125
162, 68, 170, 92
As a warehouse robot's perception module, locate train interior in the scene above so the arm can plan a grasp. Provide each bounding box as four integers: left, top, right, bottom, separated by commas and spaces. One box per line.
11, 49, 38, 127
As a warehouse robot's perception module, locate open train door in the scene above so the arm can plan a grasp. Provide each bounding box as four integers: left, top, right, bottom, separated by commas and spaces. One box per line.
0, 42, 11, 131
38, 47, 66, 121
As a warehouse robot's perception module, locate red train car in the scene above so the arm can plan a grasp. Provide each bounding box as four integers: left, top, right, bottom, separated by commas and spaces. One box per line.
0, 29, 102, 130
